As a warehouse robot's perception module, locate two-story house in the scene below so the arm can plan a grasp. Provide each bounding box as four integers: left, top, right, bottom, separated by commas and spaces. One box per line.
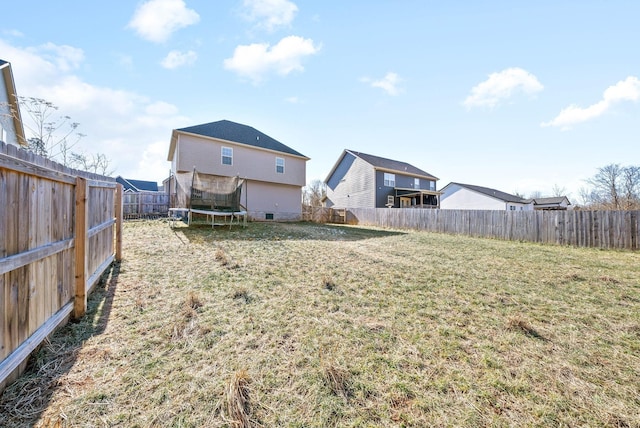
0, 59, 26, 147
324, 150, 440, 209
167, 120, 309, 221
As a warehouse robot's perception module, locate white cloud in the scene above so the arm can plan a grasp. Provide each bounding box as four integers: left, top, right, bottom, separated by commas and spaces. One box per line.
243, 0, 298, 32
128, 0, 200, 43
161, 50, 197, 69
3, 29, 24, 38
361, 72, 403, 96
35, 42, 85, 71
223, 35, 320, 83
463, 67, 543, 108
541, 76, 640, 130
1, 38, 189, 183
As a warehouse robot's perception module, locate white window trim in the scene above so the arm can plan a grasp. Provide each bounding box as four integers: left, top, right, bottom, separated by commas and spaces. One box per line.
222, 147, 233, 165
384, 173, 395, 187
414, 178, 420, 188
276, 157, 285, 174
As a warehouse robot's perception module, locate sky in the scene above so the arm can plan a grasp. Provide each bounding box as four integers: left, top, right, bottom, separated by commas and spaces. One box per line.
2, 0, 639, 202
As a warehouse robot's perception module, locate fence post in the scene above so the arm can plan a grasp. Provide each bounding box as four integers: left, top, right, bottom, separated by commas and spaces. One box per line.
74, 176, 88, 319
115, 183, 123, 261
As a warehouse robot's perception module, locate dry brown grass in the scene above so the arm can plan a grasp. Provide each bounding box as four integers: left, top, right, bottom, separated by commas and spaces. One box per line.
221, 369, 254, 428
1, 220, 639, 427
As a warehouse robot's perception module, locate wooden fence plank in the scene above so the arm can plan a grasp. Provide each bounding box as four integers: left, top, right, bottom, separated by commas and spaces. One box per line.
73, 177, 88, 319
115, 184, 123, 261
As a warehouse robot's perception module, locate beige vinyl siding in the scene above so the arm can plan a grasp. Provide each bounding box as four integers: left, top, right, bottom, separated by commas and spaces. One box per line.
245, 180, 302, 221
327, 156, 375, 208
174, 134, 306, 187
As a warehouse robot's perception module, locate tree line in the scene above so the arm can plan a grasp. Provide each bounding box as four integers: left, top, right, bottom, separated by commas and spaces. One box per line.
579, 164, 640, 210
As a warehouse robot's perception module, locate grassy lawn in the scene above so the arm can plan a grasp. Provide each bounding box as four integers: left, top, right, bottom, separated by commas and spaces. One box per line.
2, 220, 640, 427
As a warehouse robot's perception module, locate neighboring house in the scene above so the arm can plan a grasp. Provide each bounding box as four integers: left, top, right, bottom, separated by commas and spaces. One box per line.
324, 149, 440, 209
530, 196, 571, 210
167, 120, 309, 221
116, 176, 159, 192
0, 59, 26, 147
440, 182, 571, 210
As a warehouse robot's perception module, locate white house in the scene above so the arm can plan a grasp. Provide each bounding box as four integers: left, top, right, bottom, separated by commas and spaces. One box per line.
440, 182, 572, 211
440, 183, 533, 211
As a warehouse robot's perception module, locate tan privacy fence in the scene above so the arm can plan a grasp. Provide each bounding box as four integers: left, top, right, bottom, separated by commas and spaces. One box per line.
0, 141, 123, 391
344, 208, 639, 250
123, 191, 169, 219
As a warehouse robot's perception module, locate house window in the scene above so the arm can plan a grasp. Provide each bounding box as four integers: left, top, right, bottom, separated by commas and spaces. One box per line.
276, 157, 285, 174
509, 206, 516, 211
384, 173, 395, 187
429, 181, 435, 191
387, 195, 395, 206
222, 147, 233, 165
414, 178, 420, 188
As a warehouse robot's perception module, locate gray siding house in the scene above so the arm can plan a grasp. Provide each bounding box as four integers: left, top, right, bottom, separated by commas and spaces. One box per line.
0, 59, 26, 147
168, 120, 309, 221
324, 150, 440, 209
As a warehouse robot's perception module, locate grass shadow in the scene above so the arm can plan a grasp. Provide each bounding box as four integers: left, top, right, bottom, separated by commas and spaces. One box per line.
0, 262, 121, 428
173, 220, 407, 244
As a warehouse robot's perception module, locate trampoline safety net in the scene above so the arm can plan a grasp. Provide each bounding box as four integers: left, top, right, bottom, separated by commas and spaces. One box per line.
174, 170, 245, 212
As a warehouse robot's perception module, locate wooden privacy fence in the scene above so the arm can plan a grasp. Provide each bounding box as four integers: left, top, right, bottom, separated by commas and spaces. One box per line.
342, 208, 638, 250
123, 191, 169, 219
0, 141, 123, 392
302, 205, 346, 223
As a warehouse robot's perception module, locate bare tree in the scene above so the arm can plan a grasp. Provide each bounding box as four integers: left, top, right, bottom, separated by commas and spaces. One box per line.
587, 164, 623, 209
12, 96, 113, 176
18, 96, 85, 161
528, 190, 543, 199
70, 152, 114, 176
583, 164, 640, 210
551, 184, 567, 197
621, 166, 640, 209
303, 179, 325, 206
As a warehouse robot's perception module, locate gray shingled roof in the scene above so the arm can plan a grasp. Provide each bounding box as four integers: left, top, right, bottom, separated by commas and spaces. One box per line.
347, 150, 438, 180
116, 176, 159, 192
177, 120, 307, 158
450, 183, 526, 203
532, 196, 570, 205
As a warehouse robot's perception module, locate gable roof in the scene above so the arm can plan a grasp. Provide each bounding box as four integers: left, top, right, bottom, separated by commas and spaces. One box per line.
168, 119, 308, 161
0, 59, 26, 146
445, 182, 527, 204
326, 149, 438, 182
116, 176, 159, 192
531, 196, 571, 206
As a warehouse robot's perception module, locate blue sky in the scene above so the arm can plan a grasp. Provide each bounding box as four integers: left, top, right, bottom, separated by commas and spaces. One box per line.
2, 1, 639, 201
